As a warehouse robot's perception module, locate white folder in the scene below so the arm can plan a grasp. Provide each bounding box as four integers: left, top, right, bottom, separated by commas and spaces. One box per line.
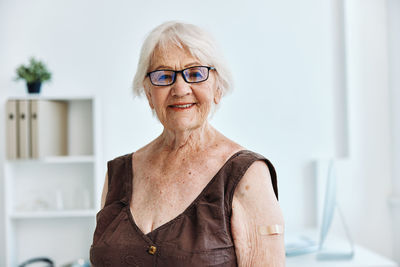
31, 100, 68, 158
6, 100, 18, 159
18, 100, 31, 158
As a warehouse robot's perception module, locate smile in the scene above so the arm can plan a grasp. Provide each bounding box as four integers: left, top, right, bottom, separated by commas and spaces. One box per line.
168, 103, 196, 110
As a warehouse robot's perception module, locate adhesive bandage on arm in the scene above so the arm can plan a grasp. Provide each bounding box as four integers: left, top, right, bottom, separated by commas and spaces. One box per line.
258, 224, 284, 236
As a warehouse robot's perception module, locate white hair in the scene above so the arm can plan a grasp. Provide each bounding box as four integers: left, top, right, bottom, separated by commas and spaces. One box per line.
132, 21, 233, 99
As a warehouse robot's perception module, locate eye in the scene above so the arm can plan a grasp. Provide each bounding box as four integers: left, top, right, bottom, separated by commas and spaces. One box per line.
189, 71, 203, 78
185, 67, 208, 81
151, 70, 174, 84
158, 74, 172, 81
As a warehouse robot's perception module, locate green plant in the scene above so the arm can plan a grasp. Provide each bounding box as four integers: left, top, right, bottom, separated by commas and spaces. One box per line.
15, 57, 52, 83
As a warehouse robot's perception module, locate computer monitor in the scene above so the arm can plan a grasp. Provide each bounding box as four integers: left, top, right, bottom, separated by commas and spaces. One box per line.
285, 159, 354, 260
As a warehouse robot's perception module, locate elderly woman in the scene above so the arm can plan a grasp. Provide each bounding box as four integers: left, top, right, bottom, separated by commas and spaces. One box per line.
90, 21, 285, 266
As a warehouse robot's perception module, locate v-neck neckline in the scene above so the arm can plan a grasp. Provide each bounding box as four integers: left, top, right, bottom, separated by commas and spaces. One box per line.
125, 149, 247, 240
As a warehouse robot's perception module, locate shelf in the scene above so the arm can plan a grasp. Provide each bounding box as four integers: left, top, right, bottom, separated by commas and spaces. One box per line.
10, 209, 97, 219
3, 96, 101, 267
7, 95, 96, 101
6, 155, 95, 164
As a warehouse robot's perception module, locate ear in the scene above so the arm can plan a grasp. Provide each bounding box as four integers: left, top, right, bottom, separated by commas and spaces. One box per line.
214, 87, 222, 105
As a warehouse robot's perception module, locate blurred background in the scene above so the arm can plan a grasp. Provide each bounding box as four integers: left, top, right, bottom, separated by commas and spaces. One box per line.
0, 0, 399, 266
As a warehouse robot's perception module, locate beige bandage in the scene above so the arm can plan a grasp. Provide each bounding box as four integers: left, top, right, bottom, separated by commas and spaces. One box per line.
258, 224, 284, 236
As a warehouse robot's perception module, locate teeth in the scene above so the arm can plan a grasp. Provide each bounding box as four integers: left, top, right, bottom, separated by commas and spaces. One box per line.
172, 104, 193, 108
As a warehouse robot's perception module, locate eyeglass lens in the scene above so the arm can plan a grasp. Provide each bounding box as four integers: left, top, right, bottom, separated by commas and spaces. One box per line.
149, 66, 210, 86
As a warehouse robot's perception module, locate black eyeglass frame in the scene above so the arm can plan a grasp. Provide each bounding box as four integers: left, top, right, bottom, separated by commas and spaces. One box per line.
146, 66, 216, 86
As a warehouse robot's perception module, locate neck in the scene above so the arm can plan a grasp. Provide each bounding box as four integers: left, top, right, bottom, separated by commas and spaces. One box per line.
158, 122, 216, 152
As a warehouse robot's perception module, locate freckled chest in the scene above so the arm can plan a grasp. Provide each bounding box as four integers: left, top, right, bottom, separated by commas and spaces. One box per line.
130, 154, 219, 232
133, 159, 206, 203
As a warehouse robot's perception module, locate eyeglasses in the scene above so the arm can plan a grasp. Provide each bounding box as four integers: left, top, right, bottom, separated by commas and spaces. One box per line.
147, 66, 215, 86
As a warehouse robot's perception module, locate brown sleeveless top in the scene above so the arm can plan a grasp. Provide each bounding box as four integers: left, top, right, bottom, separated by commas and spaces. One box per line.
90, 150, 278, 267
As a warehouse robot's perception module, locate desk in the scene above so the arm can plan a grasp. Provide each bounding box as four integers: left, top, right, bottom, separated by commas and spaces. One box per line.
285, 230, 398, 267
286, 243, 398, 267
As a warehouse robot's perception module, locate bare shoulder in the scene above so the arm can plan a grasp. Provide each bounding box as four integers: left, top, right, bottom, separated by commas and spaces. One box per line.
133, 141, 153, 158
232, 157, 283, 226
234, 160, 277, 202
131, 139, 159, 165
213, 130, 245, 158
230, 158, 285, 265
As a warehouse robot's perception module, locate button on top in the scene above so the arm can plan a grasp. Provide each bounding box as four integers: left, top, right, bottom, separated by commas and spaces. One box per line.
148, 245, 157, 255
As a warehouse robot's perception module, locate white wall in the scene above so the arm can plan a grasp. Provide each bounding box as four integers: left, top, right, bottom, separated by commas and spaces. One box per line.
330, 0, 395, 259
0, 0, 396, 264
387, 0, 400, 263
0, 0, 9, 263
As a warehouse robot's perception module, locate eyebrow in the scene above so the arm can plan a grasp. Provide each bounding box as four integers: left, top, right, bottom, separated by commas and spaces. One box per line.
152, 62, 202, 71
184, 62, 201, 68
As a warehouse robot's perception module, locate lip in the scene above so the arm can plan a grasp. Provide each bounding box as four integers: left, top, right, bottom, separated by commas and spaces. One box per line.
168, 102, 196, 111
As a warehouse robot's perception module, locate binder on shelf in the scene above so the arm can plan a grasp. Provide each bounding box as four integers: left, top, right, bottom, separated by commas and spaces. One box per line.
6, 100, 18, 159
18, 100, 31, 158
31, 100, 68, 158
3, 97, 97, 267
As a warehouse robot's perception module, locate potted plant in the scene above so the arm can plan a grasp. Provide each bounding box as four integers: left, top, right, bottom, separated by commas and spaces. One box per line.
15, 57, 52, 94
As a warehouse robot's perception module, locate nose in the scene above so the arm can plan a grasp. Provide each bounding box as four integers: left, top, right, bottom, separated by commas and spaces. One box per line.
171, 72, 191, 97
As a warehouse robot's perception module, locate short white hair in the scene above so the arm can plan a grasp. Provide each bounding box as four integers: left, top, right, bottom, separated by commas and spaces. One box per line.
132, 21, 233, 98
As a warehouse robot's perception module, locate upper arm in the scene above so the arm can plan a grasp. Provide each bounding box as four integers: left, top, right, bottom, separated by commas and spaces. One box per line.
100, 172, 108, 209
231, 160, 285, 267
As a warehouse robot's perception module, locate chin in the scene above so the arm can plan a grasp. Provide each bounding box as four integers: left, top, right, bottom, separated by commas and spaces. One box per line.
168, 119, 204, 131
172, 123, 200, 132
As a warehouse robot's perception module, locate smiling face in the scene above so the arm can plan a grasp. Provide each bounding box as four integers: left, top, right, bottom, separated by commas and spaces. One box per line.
144, 44, 221, 132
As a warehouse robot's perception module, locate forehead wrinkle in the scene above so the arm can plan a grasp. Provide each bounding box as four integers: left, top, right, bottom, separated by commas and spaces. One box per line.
149, 42, 204, 72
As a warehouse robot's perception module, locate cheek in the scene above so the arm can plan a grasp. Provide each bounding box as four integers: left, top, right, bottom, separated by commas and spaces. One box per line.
152, 93, 172, 122
149, 89, 167, 108
204, 84, 218, 106
145, 84, 155, 109
196, 88, 215, 116
148, 96, 154, 109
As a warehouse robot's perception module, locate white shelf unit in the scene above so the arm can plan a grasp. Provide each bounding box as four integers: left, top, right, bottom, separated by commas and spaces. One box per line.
3, 96, 101, 267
